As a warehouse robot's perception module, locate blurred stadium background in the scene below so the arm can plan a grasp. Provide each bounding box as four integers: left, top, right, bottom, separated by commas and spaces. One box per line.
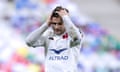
0, 0, 120, 72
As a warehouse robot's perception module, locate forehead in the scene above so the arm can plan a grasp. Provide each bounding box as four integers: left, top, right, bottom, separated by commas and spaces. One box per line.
51, 17, 62, 22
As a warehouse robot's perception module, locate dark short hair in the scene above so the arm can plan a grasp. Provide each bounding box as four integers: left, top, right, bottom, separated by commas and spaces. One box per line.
49, 6, 69, 24
51, 6, 69, 18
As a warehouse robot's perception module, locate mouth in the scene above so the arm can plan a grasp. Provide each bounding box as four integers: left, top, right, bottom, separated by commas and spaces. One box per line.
54, 29, 61, 34
54, 29, 61, 31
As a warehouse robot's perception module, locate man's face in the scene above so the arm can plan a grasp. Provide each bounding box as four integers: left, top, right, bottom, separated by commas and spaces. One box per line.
50, 17, 65, 35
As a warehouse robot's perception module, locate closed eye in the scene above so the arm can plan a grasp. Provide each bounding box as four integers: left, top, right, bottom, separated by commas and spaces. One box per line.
51, 22, 63, 25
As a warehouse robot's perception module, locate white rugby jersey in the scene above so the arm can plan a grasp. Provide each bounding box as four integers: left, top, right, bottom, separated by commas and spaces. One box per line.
26, 15, 83, 72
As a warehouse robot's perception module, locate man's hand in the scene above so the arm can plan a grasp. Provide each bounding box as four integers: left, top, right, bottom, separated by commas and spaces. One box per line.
56, 9, 69, 17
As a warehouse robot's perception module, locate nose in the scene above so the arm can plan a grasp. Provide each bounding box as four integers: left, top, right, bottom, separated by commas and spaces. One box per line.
54, 24, 59, 29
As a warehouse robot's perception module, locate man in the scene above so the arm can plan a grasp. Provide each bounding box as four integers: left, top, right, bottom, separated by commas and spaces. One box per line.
25, 6, 83, 72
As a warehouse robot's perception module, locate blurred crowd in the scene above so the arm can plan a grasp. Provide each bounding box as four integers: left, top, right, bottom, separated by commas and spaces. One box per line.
0, 0, 120, 72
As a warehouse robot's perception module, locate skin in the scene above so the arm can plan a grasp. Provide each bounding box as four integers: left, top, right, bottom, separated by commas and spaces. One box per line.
47, 9, 68, 35
50, 17, 65, 35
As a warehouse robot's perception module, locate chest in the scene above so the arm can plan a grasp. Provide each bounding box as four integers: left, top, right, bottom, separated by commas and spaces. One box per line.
48, 36, 71, 50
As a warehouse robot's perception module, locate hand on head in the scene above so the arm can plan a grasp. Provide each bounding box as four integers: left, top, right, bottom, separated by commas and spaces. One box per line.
47, 6, 69, 26
55, 9, 68, 17
52, 6, 69, 17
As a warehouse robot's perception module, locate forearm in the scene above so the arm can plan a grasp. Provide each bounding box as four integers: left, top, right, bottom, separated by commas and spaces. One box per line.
62, 15, 81, 40
25, 22, 49, 46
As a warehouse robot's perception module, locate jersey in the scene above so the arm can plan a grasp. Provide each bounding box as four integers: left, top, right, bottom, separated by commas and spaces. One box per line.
25, 15, 84, 72
45, 32, 81, 72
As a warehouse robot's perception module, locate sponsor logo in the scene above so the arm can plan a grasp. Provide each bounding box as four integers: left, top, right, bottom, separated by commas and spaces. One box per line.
49, 48, 67, 54
49, 56, 68, 60
49, 48, 68, 60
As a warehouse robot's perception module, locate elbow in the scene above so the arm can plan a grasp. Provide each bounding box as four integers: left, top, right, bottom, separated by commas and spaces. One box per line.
25, 39, 33, 47
26, 41, 32, 47
25, 41, 36, 48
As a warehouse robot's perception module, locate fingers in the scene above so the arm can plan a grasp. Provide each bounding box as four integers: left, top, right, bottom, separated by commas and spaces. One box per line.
56, 9, 68, 17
